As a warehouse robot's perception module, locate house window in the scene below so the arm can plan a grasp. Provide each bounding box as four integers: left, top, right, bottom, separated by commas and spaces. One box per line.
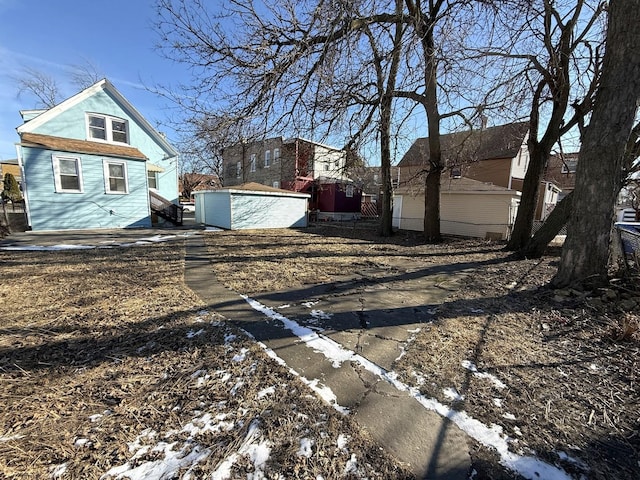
87, 114, 129, 144
324, 162, 330, 171
236, 161, 242, 177
273, 148, 280, 162
103, 160, 128, 194
561, 159, 578, 173
264, 150, 271, 168
346, 184, 354, 197
147, 171, 158, 189
250, 154, 257, 172
52, 155, 83, 193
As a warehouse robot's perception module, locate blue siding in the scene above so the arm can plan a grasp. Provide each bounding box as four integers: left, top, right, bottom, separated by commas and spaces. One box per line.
29, 88, 179, 204
23, 146, 151, 231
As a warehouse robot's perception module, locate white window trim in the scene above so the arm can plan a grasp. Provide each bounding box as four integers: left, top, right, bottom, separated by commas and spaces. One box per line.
103, 160, 129, 194
346, 184, 354, 198
264, 150, 271, 168
147, 170, 159, 190
52, 155, 84, 193
86, 113, 130, 145
250, 154, 257, 172
273, 148, 280, 162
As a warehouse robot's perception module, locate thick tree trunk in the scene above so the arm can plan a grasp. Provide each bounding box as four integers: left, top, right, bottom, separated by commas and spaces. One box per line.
507, 148, 546, 250
520, 191, 573, 259
423, 169, 442, 242
553, 0, 640, 287
377, 1, 402, 238
379, 97, 394, 237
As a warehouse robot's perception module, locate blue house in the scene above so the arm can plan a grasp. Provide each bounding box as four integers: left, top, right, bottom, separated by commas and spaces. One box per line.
15, 79, 180, 231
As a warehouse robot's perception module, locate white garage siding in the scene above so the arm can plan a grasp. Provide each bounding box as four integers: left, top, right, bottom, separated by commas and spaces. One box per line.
393, 183, 520, 240
194, 184, 310, 230
441, 192, 518, 239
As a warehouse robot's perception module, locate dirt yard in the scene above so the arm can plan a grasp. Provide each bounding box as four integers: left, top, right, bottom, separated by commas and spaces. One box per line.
0, 224, 638, 479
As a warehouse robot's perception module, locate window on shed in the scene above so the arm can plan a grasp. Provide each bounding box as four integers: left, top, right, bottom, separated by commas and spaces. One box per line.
87, 113, 129, 144
52, 155, 83, 193
104, 160, 129, 194
264, 150, 271, 167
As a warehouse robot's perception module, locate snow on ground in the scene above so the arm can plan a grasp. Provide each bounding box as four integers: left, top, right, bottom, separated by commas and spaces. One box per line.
0, 233, 196, 251
22, 235, 575, 479
242, 295, 575, 480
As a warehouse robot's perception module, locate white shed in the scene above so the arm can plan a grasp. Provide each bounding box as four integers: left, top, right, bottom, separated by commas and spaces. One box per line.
194, 182, 310, 230
393, 177, 521, 240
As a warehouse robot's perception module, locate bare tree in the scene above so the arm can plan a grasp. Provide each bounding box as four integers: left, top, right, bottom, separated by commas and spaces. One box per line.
70, 58, 104, 89
14, 67, 61, 109
154, 0, 515, 241
553, 0, 640, 287
505, 0, 606, 251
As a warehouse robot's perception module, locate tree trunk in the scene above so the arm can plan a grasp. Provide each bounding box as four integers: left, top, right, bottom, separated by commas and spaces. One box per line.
423, 169, 442, 242
520, 191, 573, 259
506, 148, 546, 250
377, 0, 402, 238
379, 97, 394, 237
553, 0, 640, 287
1, 199, 11, 235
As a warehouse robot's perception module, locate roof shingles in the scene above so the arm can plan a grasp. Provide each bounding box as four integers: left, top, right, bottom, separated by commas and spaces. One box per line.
399, 122, 529, 167
19, 132, 147, 160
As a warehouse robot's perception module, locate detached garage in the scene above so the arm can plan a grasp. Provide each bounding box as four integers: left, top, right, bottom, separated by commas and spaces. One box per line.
393, 177, 521, 240
194, 182, 310, 230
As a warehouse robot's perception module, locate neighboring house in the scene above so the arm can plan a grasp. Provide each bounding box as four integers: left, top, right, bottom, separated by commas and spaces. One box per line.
0, 159, 22, 186
179, 173, 221, 200
544, 152, 578, 199
222, 137, 361, 220
15, 79, 180, 231
395, 122, 562, 236
398, 122, 531, 191
223, 136, 347, 188
393, 177, 521, 240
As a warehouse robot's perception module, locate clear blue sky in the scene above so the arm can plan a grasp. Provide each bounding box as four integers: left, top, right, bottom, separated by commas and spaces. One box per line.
0, 0, 186, 161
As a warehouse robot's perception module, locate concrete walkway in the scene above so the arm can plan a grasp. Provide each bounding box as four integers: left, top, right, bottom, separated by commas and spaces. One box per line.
0, 225, 472, 478
185, 234, 472, 480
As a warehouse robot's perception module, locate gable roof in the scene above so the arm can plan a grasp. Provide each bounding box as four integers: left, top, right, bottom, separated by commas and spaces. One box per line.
20, 132, 147, 160
396, 176, 520, 195
398, 122, 529, 167
17, 79, 178, 157
221, 182, 292, 193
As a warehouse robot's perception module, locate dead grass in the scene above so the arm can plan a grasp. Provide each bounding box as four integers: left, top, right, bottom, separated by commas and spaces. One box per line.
0, 242, 413, 479
202, 225, 640, 480
1, 225, 638, 479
